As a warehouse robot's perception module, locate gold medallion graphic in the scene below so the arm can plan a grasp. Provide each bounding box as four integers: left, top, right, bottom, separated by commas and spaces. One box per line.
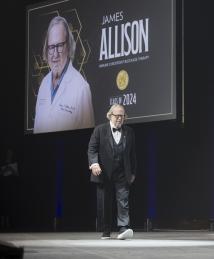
116, 70, 129, 90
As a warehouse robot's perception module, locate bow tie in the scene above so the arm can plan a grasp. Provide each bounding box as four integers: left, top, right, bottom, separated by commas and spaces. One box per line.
113, 127, 121, 132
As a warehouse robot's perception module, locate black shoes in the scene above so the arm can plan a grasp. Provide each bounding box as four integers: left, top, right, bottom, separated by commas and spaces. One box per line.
101, 231, 111, 239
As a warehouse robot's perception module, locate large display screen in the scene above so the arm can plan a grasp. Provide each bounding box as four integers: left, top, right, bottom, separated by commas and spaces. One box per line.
25, 0, 177, 134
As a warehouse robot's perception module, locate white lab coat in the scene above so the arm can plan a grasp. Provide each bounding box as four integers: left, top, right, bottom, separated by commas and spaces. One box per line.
34, 62, 95, 133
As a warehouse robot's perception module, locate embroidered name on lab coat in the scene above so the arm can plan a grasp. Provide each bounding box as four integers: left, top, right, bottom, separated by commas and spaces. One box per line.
59, 104, 75, 114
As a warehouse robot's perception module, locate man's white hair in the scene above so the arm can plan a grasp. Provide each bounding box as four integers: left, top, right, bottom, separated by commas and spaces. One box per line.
43, 16, 76, 62
106, 104, 127, 120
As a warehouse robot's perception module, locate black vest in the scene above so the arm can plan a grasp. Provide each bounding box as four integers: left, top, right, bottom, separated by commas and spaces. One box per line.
111, 134, 125, 181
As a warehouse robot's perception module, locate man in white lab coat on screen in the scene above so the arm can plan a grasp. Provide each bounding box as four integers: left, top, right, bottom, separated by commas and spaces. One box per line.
34, 16, 94, 134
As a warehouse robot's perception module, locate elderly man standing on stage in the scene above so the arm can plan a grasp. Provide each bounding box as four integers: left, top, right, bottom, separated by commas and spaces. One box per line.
88, 104, 137, 239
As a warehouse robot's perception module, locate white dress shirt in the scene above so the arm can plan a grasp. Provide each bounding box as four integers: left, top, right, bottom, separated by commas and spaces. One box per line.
110, 121, 122, 144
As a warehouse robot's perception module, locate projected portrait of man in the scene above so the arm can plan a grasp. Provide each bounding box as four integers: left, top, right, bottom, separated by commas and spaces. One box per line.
34, 16, 94, 133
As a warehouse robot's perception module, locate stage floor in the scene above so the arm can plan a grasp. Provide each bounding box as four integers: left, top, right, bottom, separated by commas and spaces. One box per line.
0, 231, 214, 258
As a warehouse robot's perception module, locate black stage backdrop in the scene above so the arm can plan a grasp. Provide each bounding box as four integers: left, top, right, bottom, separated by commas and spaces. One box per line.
0, 0, 214, 231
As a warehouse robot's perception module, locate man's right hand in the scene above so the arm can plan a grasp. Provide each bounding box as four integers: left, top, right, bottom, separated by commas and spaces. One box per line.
90, 164, 102, 176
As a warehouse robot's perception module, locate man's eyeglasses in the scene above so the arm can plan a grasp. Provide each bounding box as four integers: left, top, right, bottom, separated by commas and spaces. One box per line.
112, 114, 125, 119
47, 41, 66, 55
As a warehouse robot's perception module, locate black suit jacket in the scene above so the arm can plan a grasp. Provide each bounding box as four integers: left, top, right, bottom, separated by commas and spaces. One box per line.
88, 122, 137, 184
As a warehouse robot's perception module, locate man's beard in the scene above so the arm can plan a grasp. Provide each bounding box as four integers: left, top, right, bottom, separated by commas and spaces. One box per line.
52, 65, 61, 79
115, 121, 122, 128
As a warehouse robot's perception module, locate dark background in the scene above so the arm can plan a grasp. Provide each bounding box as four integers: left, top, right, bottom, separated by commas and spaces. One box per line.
0, 0, 214, 232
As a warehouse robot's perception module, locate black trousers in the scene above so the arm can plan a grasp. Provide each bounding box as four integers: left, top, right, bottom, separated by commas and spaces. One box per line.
99, 174, 130, 232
